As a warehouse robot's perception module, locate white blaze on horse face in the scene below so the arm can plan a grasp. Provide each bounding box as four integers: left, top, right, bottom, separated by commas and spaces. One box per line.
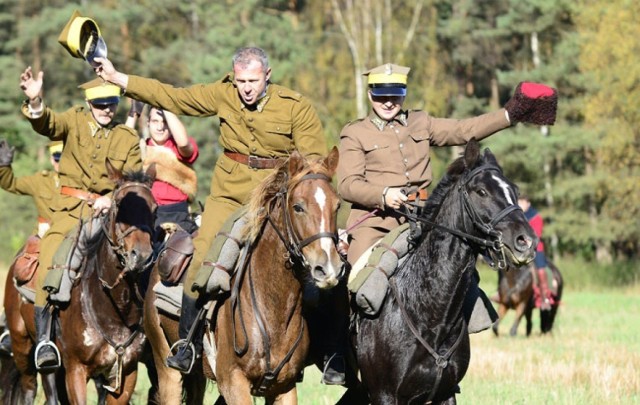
314, 186, 338, 279
492, 174, 515, 205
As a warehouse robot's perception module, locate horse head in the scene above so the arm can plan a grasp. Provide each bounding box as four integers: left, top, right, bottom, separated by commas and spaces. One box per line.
103, 160, 157, 275
285, 146, 343, 289
447, 139, 537, 268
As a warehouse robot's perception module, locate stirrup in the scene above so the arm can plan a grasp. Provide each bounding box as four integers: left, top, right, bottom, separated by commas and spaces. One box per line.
168, 339, 196, 374
34, 340, 61, 372
321, 352, 346, 386
0, 330, 12, 357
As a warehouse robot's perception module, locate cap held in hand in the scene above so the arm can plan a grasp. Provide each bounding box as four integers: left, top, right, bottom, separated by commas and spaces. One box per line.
58, 10, 108, 67
504, 82, 558, 125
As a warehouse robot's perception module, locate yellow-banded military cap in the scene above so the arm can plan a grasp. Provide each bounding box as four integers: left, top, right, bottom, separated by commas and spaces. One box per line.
78, 78, 121, 105
58, 10, 107, 67
364, 63, 410, 96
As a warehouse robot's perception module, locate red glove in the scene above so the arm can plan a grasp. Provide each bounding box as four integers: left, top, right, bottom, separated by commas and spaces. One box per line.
504, 82, 558, 125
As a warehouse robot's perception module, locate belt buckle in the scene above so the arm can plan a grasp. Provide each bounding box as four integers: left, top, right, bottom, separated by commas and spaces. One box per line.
248, 155, 260, 169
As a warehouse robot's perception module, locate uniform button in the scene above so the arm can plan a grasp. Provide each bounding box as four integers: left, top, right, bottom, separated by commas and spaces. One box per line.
405, 172, 410, 177
250, 127, 254, 132
276, 126, 280, 131
89, 163, 93, 168
252, 147, 257, 152
374, 144, 378, 149
96, 145, 101, 149
395, 129, 400, 134
92, 154, 97, 159
404, 158, 408, 163
248, 117, 253, 122
92, 180, 97, 185
399, 143, 404, 148
251, 137, 256, 141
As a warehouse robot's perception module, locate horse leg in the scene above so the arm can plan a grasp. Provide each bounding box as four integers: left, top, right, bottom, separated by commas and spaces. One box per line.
105, 369, 137, 405
218, 369, 252, 405
492, 304, 507, 336
270, 387, 298, 405
41, 371, 63, 405
510, 302, 527, 336
64, 364, 89, 405
524, 302, 533, 337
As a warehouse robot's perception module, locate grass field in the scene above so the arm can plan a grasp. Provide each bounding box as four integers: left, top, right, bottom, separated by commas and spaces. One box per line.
2, 262, 639, 404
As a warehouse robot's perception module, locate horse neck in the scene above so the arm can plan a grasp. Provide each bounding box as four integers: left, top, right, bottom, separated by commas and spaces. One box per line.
250, 209, 304, 311
396, 190, 476, 331
82, 240, 142, 327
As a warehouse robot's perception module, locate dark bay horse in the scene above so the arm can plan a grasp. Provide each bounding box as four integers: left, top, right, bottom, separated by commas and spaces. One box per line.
55, 162, 157, 404
350, 140, 537, 404
492, 260, 563, 337
146, 147, 344, 405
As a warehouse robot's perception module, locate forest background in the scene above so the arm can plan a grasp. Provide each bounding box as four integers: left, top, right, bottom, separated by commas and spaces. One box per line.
0, 0, 638, 281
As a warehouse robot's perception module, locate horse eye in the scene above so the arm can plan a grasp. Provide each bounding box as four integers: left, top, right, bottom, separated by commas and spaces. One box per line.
477, 189, 488, 197
293, 203, 305, 213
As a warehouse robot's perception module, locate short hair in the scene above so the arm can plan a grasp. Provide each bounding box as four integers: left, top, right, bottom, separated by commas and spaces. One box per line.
232, 47, 269, 72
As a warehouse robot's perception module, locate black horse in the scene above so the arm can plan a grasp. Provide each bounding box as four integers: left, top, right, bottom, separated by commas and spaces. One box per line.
347, 140, 538, 404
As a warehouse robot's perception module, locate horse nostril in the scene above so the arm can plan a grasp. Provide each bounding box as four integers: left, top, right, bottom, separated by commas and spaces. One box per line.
312, 265, 327, 280
515, 234, 532, 252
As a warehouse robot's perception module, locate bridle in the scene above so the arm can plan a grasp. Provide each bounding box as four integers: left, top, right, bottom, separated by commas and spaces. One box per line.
99, 181, 155, 289
401, 164, 521, 270
266, 172, 344, 272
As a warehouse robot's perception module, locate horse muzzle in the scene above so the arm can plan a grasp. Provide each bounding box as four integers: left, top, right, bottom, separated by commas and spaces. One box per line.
503, 231, 537, 266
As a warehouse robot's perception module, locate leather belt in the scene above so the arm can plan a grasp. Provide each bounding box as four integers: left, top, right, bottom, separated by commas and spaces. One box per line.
406, 189, 428, 202
224, 150, 282, 169
60, 186, 101, 202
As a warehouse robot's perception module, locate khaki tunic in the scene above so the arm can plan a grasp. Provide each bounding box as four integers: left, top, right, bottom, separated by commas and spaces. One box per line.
0, 166, 59, 235
125, 74, 328, 297
21, 103, 142, 305
338, 109, 510, 263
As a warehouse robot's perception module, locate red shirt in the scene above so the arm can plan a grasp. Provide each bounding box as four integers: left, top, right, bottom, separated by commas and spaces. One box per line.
146, 137, 199, 205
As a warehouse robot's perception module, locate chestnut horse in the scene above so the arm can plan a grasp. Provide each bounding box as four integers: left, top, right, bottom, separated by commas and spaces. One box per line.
344, 140, 537, 404
144, 147, 343, 405
55, 163, 156, 404
492, 260, 563, 337
2, 242, 66, 405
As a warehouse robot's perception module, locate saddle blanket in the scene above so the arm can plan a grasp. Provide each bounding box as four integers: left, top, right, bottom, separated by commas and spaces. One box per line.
152, 282, 183, 317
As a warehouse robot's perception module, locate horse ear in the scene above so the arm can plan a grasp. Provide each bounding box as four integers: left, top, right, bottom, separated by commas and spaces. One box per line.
483, 148, 499, 166
145, 162, 157, 182
463, 138, 480, 168
288, 150, 305, 175
324, 146, 339, 176
105, 159, 123, 183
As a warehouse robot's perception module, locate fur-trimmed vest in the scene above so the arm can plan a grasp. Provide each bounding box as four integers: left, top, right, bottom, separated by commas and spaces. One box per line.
143, 145, 197, 201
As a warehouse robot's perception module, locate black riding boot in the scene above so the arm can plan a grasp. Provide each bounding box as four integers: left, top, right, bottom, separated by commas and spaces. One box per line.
166, 294, 203, 374
322, 352, 346, 385
34, 305, 60, 373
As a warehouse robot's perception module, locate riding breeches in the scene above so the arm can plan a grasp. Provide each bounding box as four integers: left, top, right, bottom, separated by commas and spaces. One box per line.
35, 204, 90, 306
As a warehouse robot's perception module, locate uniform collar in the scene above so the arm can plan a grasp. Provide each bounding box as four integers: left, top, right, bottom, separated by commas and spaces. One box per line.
240, 85, 270, 113
369, 110, 408, 131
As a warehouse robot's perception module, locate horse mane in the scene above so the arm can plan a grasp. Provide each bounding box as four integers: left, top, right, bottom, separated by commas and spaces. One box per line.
243, 154, 331, 242
419, 153, 471, 223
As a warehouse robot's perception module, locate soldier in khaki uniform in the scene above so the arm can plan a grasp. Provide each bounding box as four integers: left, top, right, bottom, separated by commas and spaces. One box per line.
339, 63, 556, 325
0, 140, 62, 236
0, 140, 62, 355
93, 47, 346, 381
19, 66, 142, 372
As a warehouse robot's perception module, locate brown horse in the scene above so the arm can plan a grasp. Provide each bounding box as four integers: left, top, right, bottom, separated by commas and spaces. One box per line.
55, 162, 156, 404
2, 241, 67, 405
492, 260, 563, 337
144, 147, 343, 405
